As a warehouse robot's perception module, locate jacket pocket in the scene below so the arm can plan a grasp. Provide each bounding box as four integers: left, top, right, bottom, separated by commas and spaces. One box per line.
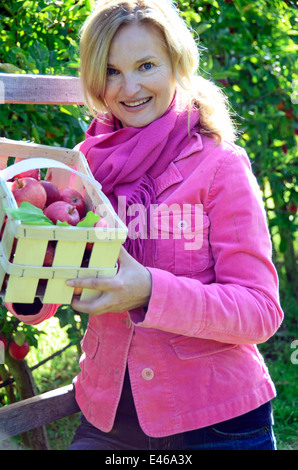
152, 204, 210, 275
170, 336, 237, 360
81, 327, 100, 359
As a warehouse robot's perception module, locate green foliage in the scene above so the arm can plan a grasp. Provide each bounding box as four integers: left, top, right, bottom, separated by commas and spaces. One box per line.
0, 0, 92, 147
0, 0, 93, 75
178, 2, 298, 447
177, 0, 297, 293
55, 304, 88, 347
0, 308, 43, 348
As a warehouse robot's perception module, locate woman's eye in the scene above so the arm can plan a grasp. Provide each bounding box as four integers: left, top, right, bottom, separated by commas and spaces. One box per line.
107, 68, 118, 77
140, 62, 154, 71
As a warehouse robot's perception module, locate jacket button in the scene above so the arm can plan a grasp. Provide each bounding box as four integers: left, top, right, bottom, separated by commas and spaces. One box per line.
142, 368, 154, 381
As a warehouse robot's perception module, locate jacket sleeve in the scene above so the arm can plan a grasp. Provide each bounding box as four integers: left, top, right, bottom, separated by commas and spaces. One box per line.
130, 147, 284, 344
5, 301, 58, 325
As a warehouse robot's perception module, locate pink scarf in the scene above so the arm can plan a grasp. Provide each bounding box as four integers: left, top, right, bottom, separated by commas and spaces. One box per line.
80, 94, 200, 263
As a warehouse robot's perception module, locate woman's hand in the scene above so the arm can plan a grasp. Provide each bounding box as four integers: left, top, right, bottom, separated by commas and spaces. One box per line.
66, 246, 152, 316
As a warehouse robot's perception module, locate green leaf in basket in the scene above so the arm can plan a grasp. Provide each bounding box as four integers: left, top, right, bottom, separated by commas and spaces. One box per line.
56, 220, 71, 226
76, 211, 100, 227
5, 202, 54, 225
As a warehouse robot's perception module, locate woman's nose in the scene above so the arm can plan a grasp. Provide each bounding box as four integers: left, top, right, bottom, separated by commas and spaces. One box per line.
121, 73, 142, 97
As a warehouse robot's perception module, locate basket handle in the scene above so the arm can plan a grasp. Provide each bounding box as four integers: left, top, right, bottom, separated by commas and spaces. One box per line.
0, 156, 103, 193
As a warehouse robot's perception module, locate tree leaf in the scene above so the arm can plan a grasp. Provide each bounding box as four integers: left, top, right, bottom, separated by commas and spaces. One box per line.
76, 211, 100, 227
5, 202, 54, 225
0, 63, 23, 73
56, 220, 71, 226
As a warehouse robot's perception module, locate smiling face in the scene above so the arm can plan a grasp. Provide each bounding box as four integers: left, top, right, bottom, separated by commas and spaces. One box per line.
104, 22, 177, 128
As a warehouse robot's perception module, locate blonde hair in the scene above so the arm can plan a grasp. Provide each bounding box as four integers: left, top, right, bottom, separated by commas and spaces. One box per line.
80, 0, 237, 142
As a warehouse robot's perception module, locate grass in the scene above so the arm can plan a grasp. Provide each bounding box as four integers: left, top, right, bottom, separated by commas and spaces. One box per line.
26, 317, 81, 450
258, 286, 298, 450
26, 317, 81, 393
1, 316, 81, 450
267, 358, 297, 450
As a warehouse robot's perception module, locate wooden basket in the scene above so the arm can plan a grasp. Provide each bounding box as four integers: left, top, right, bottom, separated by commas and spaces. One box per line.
0, 138, 127, 304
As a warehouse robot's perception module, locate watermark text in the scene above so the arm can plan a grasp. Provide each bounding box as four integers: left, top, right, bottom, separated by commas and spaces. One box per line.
94, 199, 204, 251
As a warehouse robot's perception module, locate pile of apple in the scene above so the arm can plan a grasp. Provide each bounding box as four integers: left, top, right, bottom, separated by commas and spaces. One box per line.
8, 164, 109, 229
10, 167, 87, 226
2, 165, 109, 272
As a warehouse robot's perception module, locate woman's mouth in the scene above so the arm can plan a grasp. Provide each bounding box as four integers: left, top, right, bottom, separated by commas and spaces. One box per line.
121, 97, 152, 108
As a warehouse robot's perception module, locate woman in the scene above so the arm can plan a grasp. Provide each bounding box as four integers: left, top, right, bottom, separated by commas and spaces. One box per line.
8, 0, 283, 450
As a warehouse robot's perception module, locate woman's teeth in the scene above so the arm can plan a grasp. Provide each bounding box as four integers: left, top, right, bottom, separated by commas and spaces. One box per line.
123, 98, 151, 107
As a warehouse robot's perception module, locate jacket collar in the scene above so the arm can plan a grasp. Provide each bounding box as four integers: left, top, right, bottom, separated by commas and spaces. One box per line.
155, 161, 184, 197
155, 133, 203, 197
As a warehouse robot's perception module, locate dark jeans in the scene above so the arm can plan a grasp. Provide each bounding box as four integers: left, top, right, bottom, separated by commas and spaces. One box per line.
68, 370, 276, 451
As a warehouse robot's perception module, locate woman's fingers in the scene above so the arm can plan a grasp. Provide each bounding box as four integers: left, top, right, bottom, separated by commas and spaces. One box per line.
70, 292, 109, 316
65, 246, 152, 316
65, 246, 132, 290
66, 275, 115, 292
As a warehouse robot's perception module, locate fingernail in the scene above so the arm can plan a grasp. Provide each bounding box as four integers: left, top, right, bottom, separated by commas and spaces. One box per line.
66, 280, 74, 286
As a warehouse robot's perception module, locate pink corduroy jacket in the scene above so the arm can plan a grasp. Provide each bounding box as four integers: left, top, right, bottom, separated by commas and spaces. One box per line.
7, 134, 283, 437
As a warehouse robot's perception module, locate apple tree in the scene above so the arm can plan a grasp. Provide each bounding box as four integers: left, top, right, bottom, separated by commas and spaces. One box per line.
0, 304, 43, 403
177, 0, 297, 294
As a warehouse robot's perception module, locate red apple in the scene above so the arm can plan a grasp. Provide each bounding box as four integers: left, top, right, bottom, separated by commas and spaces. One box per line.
0, 218, 16, 257
14, 169, 40, 180
218, 78, 229, 87
73, 287, 83, 296
0, 336, 8, 350
1, 274, 9, 291
85, 217, 110, 251
288, 204, 297, 214
40, 180, 61, 207
285, 108, 294, 120
95, 217, 109, 229
59, 188, 86, 218
13, 158, 40, 180
44, 201, 80, 226
43, 242, 55, 266
0, 217, 7, 240
9, 340, 30, 360
11, 177, 47, 209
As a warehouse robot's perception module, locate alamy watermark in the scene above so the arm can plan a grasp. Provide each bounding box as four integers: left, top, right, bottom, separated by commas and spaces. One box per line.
95, 198, 204, 251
